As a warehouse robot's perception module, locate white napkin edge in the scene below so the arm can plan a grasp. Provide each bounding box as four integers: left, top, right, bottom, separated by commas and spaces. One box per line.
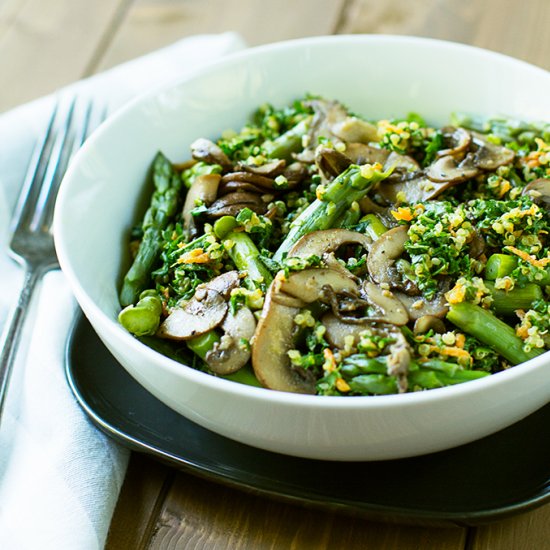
0, 32, 247, 550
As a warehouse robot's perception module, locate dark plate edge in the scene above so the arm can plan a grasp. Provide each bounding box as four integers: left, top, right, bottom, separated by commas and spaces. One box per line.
64, 313, 550, 527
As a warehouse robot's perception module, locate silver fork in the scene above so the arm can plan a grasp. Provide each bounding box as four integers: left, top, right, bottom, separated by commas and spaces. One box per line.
0, 94, 102, 419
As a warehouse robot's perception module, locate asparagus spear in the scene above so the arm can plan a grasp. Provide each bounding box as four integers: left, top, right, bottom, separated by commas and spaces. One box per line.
120, 152, 181, 306
213, 216, 273, 289
446, 302, 544, 364
341, 354, 490, 395
262, 117, 311, 161
273, 164, 391, 262
485, 281, 543, 316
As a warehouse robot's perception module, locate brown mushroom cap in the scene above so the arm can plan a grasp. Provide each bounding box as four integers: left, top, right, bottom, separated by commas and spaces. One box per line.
205, 306, 256, 375
205, 191, 267, 218
437, 127, 472, 158
158, 288, 227, 340
425, 154, 480, 183
190, 138, 233, 171
182, 173, 221, 235
252, 287, 316, 394
392, 290, 449, 321
471, 131, 515, 170
413, 315, 447, 334
321, 312, 370, 349
330, 116, 379, 144
275, 268, 359, 303
362, 282, 409, 326
367, 225, 409, 286
288, 229, 372, 260
522, 178, 550, 210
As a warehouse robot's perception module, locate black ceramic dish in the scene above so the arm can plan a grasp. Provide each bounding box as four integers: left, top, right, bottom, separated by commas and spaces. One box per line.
65, 313, 550, 527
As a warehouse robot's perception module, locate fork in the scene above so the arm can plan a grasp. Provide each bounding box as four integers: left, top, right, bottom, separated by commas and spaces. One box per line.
0, 94, 102, 419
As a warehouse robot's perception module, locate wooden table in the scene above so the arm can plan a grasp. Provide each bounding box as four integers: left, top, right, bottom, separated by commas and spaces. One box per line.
2, 1, 550, 548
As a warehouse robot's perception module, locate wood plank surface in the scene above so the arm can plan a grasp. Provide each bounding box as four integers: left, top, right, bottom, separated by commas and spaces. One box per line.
0, 0, 129, 113
94, 0, 347, 72
339, 0, 550, 71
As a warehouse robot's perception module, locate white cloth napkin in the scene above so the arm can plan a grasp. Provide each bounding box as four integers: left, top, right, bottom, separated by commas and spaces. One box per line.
0, 32, 246, 550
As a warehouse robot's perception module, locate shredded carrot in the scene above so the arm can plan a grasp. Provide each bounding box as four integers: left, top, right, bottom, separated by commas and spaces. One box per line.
504, 246, 550, 268
445, 283, 466, 304
335, 377, 351, 392
498, 180, 511, 197
430, 345, 471, 360
178, 248, 211, 264
455, 333, 466, 348
323, 348, 337, 372
391, 207, 414, 222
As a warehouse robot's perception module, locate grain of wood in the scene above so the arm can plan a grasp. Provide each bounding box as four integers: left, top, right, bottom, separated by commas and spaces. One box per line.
0, 0, 127, 112
471, 505, 550, 550
94, 0, 346, 71
106, 454, 175, 550
338, 0, 550, 70
145, 473, 467, 549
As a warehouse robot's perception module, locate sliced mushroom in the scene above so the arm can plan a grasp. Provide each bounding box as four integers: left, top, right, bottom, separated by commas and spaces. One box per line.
182, 173, 221, 237
205, 306, 256, 375
471, 131, 515, 170
331, 116, 379, 144
205, 192, 267, 218
522, 178, 550, 210
437, 127, 472, 158
275, 268, 359, 303
345, 143, 390, 165
321, 312, 372, 349
376, 175, 462, 204
221, 171, 276, 190
200, 270, 241, 299
252, 287, 316, 394
386, 330, 411, 392
361, 282, 409, 326
288, 229, 372, 259
393, 291, 449, 321
413, 315, 447, 334
158, 288, 227, 340
315, 147, 352, 179
425, 153, 480, 183
190, 138, 232, 171
238, 159, 286, 177
384, 151, 421, 173
367, 225, 409, 286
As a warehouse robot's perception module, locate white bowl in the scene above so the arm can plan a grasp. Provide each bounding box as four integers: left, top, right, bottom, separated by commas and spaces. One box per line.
54, 35, 550, 461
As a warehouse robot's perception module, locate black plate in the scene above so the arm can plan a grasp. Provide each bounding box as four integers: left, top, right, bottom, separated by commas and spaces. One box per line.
66, 313, 550, 526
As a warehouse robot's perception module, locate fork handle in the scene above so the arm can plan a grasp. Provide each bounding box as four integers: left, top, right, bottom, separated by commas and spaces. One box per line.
0, 266, 42, 419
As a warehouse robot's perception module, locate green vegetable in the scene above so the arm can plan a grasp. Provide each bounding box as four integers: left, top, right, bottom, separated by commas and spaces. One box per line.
262, 117, 311, 161
447, 302, 544, 365
187, 331, 221, 360
357, 213, 387, 240
485, 281, 543, 316
485, 254, 518, 280
120, 152, 181, 307
118, 290, 162, 336
273, 164, 391, 261
214, 217, 273, 289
